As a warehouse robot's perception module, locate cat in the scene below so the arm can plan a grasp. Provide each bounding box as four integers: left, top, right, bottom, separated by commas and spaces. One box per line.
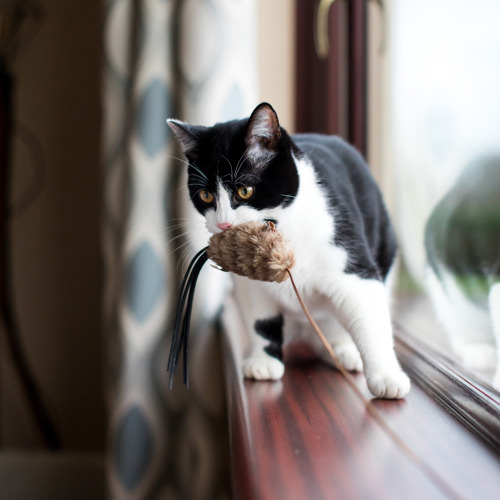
168, 102, 410, 399
425, 155, 500, 386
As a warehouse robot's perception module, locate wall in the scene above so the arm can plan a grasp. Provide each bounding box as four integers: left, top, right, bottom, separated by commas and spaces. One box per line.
1, 0, 105, 451
368, 0, 392, 204
257, 0, 296, 131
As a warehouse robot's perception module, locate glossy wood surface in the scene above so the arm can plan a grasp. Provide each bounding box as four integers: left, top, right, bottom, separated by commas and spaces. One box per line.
396, 330, 500, 452
222, 300, 500, 500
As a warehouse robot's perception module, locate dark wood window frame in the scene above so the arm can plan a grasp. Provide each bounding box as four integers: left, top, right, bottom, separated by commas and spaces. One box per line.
295, 0, 367, 155
395, 327, 500, 450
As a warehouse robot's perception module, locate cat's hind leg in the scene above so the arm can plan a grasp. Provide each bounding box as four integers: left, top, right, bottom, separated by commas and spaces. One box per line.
243, 315, 285, 380
233, 277, 285, 381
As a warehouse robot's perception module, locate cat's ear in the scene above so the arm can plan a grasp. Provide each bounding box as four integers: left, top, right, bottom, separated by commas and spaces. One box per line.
167, 119, 206, 157
245, 103, 282, 163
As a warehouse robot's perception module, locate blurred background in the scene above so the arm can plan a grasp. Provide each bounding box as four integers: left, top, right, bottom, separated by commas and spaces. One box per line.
1, 0, 499, 498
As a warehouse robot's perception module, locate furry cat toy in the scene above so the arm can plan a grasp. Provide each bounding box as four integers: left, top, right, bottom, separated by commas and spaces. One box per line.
168, 103, 410, 400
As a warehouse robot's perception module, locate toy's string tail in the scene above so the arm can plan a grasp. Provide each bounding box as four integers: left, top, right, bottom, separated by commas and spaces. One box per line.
286, 269, 464, 500
168, 247, 209, 389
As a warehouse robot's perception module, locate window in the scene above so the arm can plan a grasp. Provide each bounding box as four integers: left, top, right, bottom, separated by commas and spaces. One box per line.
388, 0, 500, 391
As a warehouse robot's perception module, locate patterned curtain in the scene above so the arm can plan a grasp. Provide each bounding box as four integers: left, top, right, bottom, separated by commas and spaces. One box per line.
102, 1, 258, 498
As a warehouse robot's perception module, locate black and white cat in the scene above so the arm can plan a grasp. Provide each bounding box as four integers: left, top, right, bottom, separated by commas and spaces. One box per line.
168, 103, 410, 399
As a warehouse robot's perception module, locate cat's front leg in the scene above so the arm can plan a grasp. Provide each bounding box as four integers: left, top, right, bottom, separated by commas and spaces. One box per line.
233, 277, 285, 381
331, 275, 410, 399
313, 317, 363, 372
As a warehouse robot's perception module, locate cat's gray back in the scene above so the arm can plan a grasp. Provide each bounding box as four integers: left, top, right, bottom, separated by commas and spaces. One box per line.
293, 133, 397, 281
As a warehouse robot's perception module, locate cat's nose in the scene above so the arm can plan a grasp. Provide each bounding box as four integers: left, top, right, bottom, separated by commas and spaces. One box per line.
217, 222, 232, 231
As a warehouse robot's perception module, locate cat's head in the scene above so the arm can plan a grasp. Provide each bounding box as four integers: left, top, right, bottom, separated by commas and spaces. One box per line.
168, 103, 300, 234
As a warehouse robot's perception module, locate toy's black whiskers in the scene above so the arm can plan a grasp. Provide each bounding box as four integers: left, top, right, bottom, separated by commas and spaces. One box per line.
168, 247, 209, 389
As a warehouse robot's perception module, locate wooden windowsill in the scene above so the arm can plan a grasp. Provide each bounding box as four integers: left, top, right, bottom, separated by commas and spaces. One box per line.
221, 297, 500, 500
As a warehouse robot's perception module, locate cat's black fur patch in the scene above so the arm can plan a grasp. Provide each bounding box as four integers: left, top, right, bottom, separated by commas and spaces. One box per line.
254, 315, 284, 361
183, 118, 300, 216
293, 134, 397, 280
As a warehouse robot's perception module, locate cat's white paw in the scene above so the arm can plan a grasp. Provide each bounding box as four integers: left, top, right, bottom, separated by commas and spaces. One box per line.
366, 370, 410, 399
243, 356, 285, 380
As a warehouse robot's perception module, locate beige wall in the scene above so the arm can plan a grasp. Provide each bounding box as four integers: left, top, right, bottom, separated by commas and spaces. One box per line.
1, 1, 105, 450
368, 0, 392, 205
257, 0, 296, 131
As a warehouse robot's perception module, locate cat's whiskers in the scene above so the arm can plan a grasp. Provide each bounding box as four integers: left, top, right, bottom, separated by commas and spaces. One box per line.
168, 154, 196, 170
176, 232, 211, 271
191, 188, 210, 199
174, 184, 191, 196
164, 222, 189, 235
236, 172, 260, 184
221, 155, 235, 184
170, 234, 200, 257
234, 152, 249, 181
163, 217, 205, 240
166, 217, 193, 223
167, 230, 202, 246
187, 175, 208, 185
168, 154, 208, 181
189, 165, 208, 182
168, 226, 207, 254
219, 173, 232, 183
164, 222, 202, 239
189, 172, 207, 182
188, 183, 209, 190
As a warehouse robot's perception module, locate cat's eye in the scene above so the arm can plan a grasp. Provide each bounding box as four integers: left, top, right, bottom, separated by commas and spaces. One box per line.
199, 190, 214, 204
237, 186, 254, 200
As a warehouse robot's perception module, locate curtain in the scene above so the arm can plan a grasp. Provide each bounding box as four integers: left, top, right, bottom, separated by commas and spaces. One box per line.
102, 1, 258, 498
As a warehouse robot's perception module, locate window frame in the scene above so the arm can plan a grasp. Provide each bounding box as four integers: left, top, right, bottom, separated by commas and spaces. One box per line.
396, 327, 500, 452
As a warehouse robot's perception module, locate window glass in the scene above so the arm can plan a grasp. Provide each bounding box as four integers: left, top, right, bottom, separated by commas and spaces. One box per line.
389, 0, 500, 387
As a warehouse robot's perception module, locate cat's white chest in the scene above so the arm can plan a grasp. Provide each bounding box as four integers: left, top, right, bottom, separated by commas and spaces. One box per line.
256, 162, 350, 318
260, 234, 349, 319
